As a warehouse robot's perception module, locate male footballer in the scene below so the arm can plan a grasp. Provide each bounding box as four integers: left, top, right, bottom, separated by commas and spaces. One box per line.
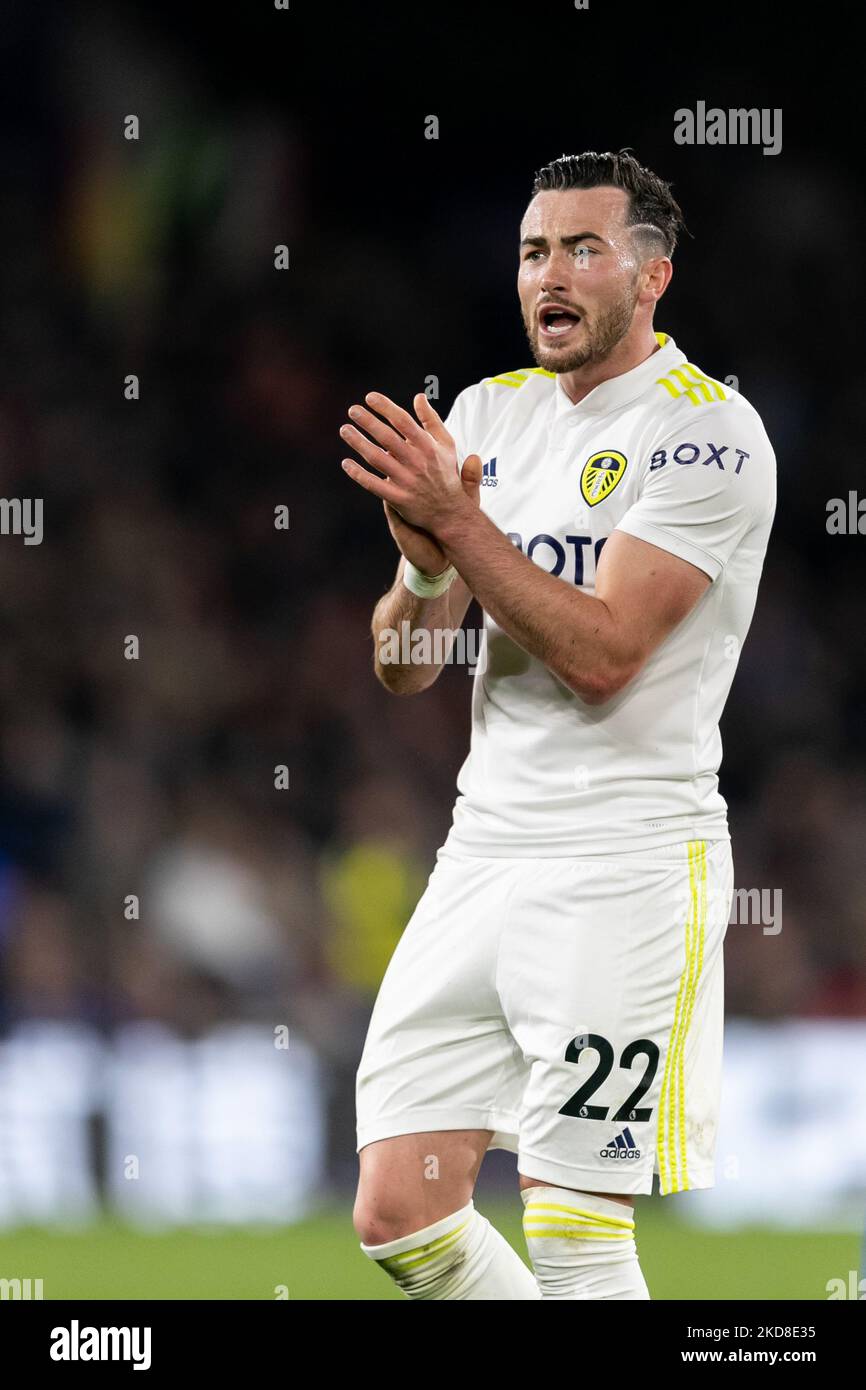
339, 151, 776, 1299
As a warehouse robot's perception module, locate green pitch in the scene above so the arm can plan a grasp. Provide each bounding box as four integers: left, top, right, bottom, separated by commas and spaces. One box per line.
0, 1200, 858, 1300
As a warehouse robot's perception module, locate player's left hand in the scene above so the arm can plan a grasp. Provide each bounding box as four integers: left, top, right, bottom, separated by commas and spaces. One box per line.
339, 392, 476, 535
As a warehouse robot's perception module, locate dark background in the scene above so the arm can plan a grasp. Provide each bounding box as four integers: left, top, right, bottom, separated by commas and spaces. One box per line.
0, 2, 863, 1189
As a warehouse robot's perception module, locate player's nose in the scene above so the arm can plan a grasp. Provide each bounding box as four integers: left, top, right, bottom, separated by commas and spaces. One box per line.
540, 253, 571, 294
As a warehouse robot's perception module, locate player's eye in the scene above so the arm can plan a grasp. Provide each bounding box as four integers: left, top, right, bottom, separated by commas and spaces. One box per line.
523, 249, 544, 261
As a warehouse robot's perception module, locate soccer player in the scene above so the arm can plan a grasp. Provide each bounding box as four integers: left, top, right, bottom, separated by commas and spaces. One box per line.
339, 151, 776, 1299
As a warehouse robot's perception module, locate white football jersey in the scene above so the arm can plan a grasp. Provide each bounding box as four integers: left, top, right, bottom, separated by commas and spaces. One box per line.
440, 331, 776, 856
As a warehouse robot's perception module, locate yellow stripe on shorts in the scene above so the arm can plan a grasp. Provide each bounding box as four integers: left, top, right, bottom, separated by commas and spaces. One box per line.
656, 840, 707, 1195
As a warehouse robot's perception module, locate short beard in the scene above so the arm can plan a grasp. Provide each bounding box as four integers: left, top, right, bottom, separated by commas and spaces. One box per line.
524, 284, 639, 375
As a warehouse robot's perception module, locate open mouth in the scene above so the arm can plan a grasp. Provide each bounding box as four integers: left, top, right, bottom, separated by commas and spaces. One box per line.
537, 304, 582, 338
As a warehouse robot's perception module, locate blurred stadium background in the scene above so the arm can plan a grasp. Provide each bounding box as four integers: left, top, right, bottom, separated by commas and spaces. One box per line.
0, 4, 863, 1298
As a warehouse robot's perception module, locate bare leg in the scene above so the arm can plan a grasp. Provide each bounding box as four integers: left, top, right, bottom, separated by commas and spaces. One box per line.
354, 1129, 492, 1245
518, 1172, 634, 1208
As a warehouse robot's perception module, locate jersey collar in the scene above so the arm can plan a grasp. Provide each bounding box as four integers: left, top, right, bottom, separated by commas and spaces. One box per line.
552, 332, 688, 418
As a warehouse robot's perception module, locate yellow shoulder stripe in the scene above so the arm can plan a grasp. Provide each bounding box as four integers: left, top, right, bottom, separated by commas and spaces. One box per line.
656, 364, 727, 406
484, 366, 556, 389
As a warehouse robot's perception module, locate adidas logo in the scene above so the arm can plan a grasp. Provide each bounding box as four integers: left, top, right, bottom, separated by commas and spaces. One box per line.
481, 457, 499, 487
599, 1126, 641, 1160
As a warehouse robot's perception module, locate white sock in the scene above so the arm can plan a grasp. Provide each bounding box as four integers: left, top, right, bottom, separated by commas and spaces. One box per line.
360, 1198, 541, 1300
521, 1184, 650, 1299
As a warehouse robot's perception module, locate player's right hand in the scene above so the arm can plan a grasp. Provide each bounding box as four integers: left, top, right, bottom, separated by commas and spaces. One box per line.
384, 452, 482, 575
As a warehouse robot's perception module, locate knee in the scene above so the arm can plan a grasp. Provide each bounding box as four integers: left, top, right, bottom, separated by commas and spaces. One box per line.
352, 1187, 386, 1246
353, 1186, 418, 1247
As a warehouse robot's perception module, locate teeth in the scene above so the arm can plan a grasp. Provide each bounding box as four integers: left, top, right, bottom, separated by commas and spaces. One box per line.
545, 318, 576, 334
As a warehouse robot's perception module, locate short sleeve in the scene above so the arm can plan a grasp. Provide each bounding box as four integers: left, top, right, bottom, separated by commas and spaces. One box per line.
441, 384, 477, 465
615, 408, 776, 581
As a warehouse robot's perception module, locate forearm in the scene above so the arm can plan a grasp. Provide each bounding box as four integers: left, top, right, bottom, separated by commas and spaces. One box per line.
371, 560, 465, 694
436, 504, 634, 703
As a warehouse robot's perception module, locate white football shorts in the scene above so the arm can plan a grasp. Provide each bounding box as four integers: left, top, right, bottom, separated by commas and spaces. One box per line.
355, 837, 733, 1196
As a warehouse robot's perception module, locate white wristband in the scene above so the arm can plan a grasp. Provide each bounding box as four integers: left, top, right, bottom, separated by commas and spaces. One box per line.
402, 560, 457, 598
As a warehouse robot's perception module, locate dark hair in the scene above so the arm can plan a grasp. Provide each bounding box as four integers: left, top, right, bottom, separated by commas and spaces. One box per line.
530, 149, 688, 258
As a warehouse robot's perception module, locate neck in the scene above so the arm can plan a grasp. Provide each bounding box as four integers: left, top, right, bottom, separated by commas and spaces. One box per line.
558, 329, 663, 406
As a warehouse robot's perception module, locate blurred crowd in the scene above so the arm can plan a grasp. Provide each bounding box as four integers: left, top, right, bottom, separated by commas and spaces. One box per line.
0, 9, 864, 1187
